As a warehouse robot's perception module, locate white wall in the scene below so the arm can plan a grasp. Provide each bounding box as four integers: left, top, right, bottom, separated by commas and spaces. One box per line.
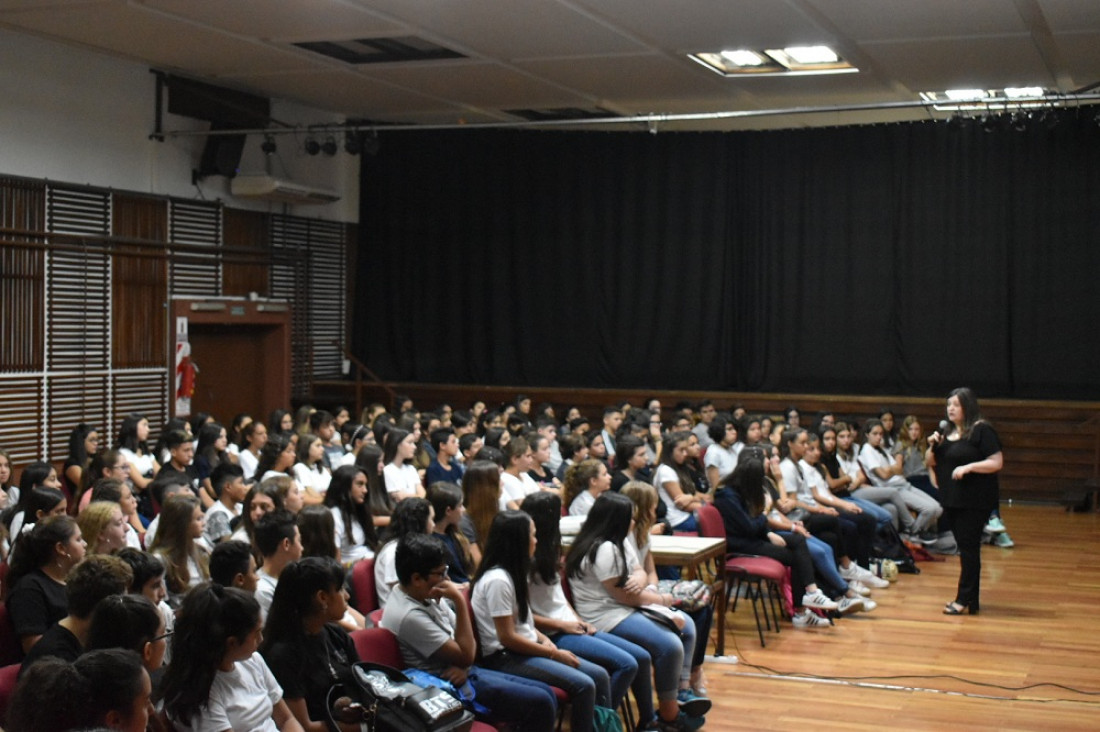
0, 29, 359, 223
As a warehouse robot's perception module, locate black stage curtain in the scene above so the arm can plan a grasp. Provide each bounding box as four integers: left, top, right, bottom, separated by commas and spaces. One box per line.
355, 115, 1100, 399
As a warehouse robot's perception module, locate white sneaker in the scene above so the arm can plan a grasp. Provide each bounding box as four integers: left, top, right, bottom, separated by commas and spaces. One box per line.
859, 598, 878, 612
801, 590, 839, 611
985, 516, 1006, 533
838, 563, 861, 581
847, 580, 871, 597
792, 609, 833, 628
837, 597, 864, 615
855, 567, 890, 589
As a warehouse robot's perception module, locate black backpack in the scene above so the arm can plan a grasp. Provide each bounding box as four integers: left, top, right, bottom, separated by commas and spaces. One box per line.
326, 662, 474, 732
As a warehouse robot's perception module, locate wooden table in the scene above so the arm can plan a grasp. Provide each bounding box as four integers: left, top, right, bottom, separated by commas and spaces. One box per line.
647, 535, 729, 657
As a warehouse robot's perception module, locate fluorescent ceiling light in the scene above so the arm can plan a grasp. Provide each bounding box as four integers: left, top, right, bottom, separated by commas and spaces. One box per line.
1003, 87, 1045, 98
783, 45, 838, 64
944, 89, 988, 101
720, 50, 767, 66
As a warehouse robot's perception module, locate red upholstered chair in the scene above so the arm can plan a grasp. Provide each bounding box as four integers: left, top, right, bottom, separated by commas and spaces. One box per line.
0, 662, 20, 723
350, 557, 378, 616
696, 502, 786, 647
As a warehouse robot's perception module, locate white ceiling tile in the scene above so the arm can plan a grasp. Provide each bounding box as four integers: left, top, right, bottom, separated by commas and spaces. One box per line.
140, 0, 405, 41
862, 36, 1056, 91
1038, 0, 1100, 33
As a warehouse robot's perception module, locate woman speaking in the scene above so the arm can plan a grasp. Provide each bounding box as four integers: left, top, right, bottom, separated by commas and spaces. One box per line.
927, 388, 1004, 616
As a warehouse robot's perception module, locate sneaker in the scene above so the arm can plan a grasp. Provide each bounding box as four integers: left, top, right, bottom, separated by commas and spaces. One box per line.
836, 597, 864, 615
847, 580, 871, 597
647, 712, 705, 732
801, 589, 839, 611
792, 609, 833, 628
916, 530, 939, 545
676, 689, 711, 718
854, 567, 890, 589
838, 563, 861, 581
985, 516, 1006, 533
993, 531, 1015, 548
860, 597, 878, 612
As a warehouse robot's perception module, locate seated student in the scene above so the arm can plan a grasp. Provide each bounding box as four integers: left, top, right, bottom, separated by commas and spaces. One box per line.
564, 459, 612, 517
428, 481, 474, 585
324, 465, 379, 565
254, 509, 304, 617
210, 539, 261, 593
254, 432, 298, 483
238, 420, 268, 481
565, 494, 708, 731
229, 480, 284, 545
78, 500, 129, 555
6, 515, 87, 654
6, 482, 67, 548
155, 429, 201, 497
86, 593, 169, 675
336, 422, 374, 468
425, 427, 464, 486
534, 417, 563, 476
522, 492, 650, 721
859, 418, 943, 543
499, 438, 540, 510
458, 432, 483, 468
293, 433, 332, 506
472, 511, 599, 732
261, 557, 361, 732
382, 428, 425, 501
87, 478, 144, 548
158, 583, 301, 732
380, 533, 559, 732
554, 432, 589, 482
310, 410, 344, 471
526, 433, 562, 494
205, 462, 248, 545
7, 648, 153, 732
818, 425, 894, 530
653, 432, 706, 533
19, 554, 133, 675
703, 417, 741, 489
374, 497, 434, 607
610, 435, 650, 493
149, 493, 209, 605
116, 547, 174, 664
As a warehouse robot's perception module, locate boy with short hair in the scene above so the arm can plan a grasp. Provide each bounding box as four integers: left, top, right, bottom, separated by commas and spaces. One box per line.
204, 462, 247, 545
253, 509, 302, 615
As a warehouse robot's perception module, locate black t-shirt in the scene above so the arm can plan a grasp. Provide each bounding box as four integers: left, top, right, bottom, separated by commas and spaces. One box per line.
933, 422, 1001, 511
6, 570, 68, 642
19, 622, 81, 677
156, 464, 201, 494
263, 623, 359, 724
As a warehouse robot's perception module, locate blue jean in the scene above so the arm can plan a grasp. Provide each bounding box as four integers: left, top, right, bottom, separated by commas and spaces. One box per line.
609, 610, 695, 703
551, 630, 642, 711
480, 650, 598, 732
803, 533, 847, 597
468, 664, 558, 732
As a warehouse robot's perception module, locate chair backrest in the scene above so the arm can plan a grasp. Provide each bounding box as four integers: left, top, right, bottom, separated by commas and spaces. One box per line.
0, 662, 21, 723
0, 605, 22, 666
350, 626, 405, 669
697, 502, 725, 540
350, 557, 377, 614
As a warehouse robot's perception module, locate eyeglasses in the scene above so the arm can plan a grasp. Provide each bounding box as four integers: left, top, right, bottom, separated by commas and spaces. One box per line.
152, 630, 174, 642
428, 566, 450, 577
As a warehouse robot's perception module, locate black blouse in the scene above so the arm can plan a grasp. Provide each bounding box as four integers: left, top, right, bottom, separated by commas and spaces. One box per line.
932, 422, 1002, 511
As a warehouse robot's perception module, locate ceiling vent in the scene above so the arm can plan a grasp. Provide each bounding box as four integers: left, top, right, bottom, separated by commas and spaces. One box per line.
230, 175, 340, 204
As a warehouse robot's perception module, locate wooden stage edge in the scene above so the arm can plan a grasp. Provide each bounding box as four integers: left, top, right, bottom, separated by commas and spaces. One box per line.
698, 503, 1100, 731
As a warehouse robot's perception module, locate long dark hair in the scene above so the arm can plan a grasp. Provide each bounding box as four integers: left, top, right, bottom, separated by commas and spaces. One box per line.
6, 485, 65, 533
948, 386, 984, 438
720, 457, 766, 516
564, 492, 633, 588
657, 430, 695, 494
472, 510, 534, 623
3, 461, 55, 530
66, 423, 97, 469
355, 444, 394, 519
7, 515, 78, 589
158, 583, 260, 725
255, 431, 292, 478
382, 428, 411, 466
521, 491, 562, 586
86, 594, 162, 656
323, 465, 379, 552
76, 449, 121, 507
298, 505, 338, 559
427, 482, 472, 574
117, 413, 151, 455
379, 497, 432, 545
261, 557, 346, 654
196, 422, 226, 469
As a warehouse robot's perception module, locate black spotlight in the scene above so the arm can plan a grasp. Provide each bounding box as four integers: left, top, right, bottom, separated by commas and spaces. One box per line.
261, 135, 277, 155
1038, 109, 1060, 130
344, 131, 362, 156
1010, 112, 1030, 132
945, 114, 967, 131
321, 136, 338, 156
304, 138, 321, 156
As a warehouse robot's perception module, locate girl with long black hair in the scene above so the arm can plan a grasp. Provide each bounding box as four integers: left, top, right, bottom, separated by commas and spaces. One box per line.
471, 510, 599, 732
323, 465, 379, 565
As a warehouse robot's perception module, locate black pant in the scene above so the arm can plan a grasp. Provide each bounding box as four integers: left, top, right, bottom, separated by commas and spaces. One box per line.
945, 506, 988, 608
746, 532, 816, 596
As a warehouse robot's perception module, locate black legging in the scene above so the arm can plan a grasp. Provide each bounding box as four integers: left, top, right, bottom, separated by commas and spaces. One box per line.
740, 531, 816, 597
944, 506, 987, 609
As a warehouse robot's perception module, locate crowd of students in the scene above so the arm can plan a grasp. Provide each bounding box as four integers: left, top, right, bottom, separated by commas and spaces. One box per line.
0, 395, 1012, 731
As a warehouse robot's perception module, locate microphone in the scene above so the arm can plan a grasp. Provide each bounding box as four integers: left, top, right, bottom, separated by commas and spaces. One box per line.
931, 419, 950, 445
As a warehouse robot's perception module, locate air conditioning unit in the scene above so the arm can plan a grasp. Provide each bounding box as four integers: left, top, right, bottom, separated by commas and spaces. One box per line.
230, 174, 340, 204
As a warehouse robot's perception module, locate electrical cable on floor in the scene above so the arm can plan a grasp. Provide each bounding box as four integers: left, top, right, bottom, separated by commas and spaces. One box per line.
713, 612, 1100, 705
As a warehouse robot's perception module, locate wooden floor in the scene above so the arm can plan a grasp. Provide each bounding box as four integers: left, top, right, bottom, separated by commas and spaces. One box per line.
699, 504, 1100, 731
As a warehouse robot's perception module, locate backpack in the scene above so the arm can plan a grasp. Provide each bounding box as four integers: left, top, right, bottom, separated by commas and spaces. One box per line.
328, 662, 475, 732
872, 523, 920, 575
